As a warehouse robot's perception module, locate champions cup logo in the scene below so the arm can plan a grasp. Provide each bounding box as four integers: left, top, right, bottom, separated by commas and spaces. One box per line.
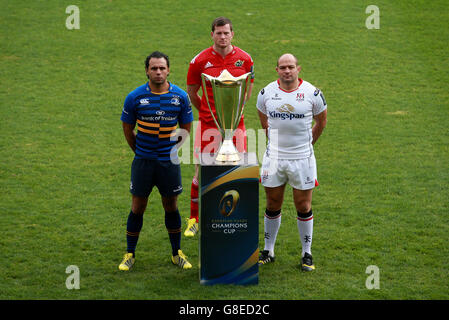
219, 190, 240, 217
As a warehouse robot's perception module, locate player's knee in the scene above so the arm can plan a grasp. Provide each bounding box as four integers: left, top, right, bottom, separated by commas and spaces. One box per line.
132, 196, 148, 214
266, 199, 282, 212
162, 196, 178, 212
132, 204, 146, 215
295, 201, 311, 214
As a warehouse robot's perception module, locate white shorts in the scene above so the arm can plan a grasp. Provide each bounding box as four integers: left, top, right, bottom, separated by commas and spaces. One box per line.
260, 154, 318, 190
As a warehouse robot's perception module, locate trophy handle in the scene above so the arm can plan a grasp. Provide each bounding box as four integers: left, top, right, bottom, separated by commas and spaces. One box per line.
234, 73, 251, 128
201, 74, 223, 136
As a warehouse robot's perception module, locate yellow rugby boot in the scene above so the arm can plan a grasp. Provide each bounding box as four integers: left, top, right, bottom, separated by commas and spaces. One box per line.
118, 253, 135, 271
171, 250, 192, 269
184, 218, 198, 237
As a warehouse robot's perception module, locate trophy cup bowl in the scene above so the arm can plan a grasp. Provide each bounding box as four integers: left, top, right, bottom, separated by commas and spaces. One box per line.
201, 69, 252, 163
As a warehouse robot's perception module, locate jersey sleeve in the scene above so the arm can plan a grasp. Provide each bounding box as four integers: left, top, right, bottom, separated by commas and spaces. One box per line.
178, 92, 194, 124
312, 88, 327, 116
186, 55, 202, 86
256, 88, 267, 114
120, 93, 136, 124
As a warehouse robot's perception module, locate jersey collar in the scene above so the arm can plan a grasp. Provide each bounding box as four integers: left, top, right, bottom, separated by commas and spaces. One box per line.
146, 81, 171, 95
211, 45, 235, 58
277, 78, 303, 93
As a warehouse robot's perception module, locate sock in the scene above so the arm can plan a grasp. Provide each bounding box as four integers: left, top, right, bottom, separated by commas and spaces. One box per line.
165, 209, 182, 256
126, 210, 143, 256
297, 210, 313, 257
264, 209, 281, 257
190, 178, 199, 222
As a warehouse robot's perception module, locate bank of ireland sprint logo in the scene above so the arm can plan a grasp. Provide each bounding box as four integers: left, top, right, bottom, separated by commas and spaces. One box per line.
219, 190, 240, 217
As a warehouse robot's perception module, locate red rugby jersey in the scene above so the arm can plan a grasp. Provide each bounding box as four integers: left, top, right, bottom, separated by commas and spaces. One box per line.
187, 46, 254, 127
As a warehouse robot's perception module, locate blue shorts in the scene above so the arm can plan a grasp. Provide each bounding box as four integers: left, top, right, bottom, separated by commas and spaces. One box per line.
130, 158, 183, 198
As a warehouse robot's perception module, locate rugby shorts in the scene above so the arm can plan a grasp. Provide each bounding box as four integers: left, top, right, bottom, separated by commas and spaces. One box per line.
130, 158, 183, 197
260, 154, 318, 190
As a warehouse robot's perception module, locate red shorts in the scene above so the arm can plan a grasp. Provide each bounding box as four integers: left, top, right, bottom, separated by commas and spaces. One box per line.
193, 121, 247, 159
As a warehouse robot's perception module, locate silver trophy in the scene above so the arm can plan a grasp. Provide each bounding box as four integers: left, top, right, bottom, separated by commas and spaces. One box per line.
201, 69, 251, 163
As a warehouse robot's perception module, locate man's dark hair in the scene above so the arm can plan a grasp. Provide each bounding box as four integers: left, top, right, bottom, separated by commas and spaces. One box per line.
211, 17, 233, 32
145, 51, 170, 69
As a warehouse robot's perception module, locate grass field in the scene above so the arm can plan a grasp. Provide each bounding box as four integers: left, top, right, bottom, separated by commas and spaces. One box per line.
1, 0, 448, 300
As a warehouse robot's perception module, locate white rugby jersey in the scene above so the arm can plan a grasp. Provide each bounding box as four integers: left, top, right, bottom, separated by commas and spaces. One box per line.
256, 79, 327, 159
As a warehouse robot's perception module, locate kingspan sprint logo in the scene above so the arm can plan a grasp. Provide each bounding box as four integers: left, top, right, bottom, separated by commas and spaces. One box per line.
269, 104, 304, 120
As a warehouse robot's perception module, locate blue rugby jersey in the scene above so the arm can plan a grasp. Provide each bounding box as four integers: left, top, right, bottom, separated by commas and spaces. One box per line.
121, 82, 193, 161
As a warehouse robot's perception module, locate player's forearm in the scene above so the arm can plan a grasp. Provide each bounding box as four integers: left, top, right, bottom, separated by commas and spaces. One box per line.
245, 83, 254, 102
176, 122, 192, 147
124, 133, 136, 152
187, 85, 202, 111
312, 118, 327, 145
122, 122, 137, 152
312, 110, 327, 145
257, 110, 268, 136
190, 94, 202, 111
312, 125, 324, 145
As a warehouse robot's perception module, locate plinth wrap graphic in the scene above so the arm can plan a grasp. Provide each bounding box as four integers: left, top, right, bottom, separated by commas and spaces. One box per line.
199, 153, 259, 285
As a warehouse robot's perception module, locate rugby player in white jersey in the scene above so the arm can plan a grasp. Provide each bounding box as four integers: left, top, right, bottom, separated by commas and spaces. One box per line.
256, 53, 327, 271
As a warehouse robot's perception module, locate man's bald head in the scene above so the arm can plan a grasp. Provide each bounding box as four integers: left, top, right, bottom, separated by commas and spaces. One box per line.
277, 53, 298, 67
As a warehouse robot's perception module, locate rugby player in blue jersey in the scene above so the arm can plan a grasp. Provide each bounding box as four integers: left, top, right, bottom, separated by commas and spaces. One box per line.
118, 51, 194, 271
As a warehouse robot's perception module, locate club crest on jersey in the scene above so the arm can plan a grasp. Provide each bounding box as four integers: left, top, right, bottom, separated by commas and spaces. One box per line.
296, 93, 304, 101
234, 60, 244, 67
170, 96, 181, 106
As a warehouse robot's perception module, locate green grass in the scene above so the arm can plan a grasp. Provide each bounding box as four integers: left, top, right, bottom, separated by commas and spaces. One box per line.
1, 0, 448, 300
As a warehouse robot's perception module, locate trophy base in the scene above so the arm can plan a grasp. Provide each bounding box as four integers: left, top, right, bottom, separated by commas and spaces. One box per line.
215, 139, 240, 163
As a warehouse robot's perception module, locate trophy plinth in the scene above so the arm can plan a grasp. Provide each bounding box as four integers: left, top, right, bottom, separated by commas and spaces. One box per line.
201, 70, 252, 164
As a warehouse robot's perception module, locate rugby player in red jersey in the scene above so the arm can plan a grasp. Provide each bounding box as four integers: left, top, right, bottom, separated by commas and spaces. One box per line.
184, 17, 255, 237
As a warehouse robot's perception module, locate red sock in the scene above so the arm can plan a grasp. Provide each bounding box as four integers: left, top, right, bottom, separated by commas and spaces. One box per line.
190, 178, 199, 222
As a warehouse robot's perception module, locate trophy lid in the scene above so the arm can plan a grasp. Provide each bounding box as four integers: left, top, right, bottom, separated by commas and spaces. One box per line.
202, 69, 251, 83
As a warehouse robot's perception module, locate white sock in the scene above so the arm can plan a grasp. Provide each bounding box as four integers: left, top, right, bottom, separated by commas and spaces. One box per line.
264, 210, 281, 257
297, 210, 313, 257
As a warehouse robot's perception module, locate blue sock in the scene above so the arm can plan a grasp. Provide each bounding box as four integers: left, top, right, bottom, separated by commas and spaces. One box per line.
126, 210, 143, 256
165, 210, 181, 256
